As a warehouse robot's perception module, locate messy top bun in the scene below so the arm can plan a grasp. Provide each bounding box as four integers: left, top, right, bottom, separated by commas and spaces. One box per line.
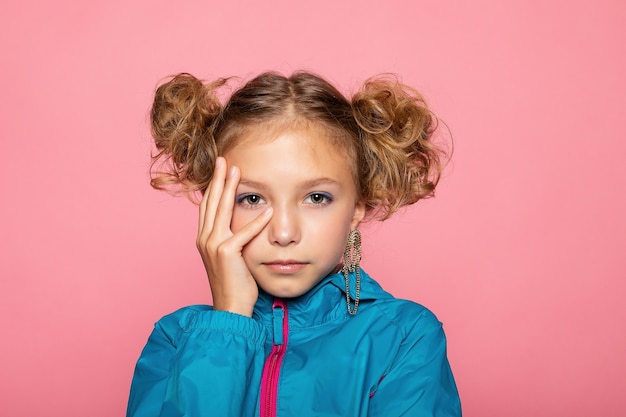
352, 76, 445, 217
150, 74, 224, 191
150, 71, 448, 220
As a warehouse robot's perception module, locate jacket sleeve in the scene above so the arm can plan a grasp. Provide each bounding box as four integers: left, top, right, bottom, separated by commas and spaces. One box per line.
127, 306, 267, 417
368, 307, 462, 417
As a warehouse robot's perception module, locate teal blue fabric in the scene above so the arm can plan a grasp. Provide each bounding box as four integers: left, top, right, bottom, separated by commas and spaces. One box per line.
127, 269, 461, 416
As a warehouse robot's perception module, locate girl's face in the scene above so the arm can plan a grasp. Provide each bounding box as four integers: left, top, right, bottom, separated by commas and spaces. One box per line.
225, 126, 365, 299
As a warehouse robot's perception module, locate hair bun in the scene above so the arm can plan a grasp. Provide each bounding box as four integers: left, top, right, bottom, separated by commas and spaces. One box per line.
150, 73, 224, 194
352, 75, 447, 219
353, 75, 434, 142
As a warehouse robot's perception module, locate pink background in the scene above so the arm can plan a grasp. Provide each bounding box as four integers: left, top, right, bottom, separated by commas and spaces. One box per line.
1, 1, 625, 415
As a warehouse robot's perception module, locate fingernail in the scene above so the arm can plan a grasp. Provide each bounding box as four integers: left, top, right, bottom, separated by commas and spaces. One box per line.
215, 157, 223, 168
263, 207, 272, 216
228, 166, 237, 178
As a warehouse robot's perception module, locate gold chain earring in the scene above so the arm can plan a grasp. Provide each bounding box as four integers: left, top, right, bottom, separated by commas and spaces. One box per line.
342, 229, 362, 316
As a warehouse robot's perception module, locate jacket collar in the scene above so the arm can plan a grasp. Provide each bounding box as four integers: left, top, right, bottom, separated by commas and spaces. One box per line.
253, 268, 392, 329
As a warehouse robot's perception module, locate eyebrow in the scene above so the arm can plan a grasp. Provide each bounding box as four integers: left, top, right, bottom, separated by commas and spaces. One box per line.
238, 177, 340, 189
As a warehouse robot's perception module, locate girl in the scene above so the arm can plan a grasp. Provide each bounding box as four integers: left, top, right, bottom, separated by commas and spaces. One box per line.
128, 71, 461, 416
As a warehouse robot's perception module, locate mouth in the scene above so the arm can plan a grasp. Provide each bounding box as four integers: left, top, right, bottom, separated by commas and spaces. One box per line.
262, 260, 308, 274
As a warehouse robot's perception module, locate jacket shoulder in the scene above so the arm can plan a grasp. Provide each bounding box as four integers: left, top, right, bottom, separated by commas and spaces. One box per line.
147, 305, 211, 345
155, 304, 213, 328
370, 298, 443, 340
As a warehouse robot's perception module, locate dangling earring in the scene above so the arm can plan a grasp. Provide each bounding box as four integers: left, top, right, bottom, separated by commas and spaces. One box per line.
342, 229, 362, 316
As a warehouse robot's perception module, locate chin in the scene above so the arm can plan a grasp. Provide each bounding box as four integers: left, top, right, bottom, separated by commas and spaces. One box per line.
261, 285, 309, 299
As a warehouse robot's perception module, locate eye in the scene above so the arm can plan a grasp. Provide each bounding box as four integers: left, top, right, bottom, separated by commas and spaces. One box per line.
305, 192, 333, 205
236, 193, 265, 207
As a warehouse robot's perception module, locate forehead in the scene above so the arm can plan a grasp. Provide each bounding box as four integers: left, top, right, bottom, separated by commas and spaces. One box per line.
224, 126, 356, 188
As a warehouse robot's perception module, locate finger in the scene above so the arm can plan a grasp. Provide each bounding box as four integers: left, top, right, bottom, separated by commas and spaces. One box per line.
204, 157, 227, 230
222, 207, 273, 251
212, 164, 240, 236
199, 157, 226, 235
197, 177, 212, 235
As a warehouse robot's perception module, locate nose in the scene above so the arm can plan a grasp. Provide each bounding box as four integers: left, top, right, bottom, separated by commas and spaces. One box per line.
267, 204, 301, 246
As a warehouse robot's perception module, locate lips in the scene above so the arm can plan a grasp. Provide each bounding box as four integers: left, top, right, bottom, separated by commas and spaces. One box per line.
263, 260, 308, 274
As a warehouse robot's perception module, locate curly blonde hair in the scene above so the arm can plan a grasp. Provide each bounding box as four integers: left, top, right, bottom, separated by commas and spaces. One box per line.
150, 71, 448, 220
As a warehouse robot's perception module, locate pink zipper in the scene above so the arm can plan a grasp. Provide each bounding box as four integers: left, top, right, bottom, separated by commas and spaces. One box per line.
260, 299, 288, 417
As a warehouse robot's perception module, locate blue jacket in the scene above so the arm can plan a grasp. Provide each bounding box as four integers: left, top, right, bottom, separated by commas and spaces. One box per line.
127, 269, 461, 416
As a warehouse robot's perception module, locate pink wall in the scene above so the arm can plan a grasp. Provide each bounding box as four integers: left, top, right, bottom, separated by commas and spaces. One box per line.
1, 1, 625, 415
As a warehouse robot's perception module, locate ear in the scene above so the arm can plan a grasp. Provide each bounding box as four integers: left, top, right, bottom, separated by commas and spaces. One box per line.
350, 201, 367, 230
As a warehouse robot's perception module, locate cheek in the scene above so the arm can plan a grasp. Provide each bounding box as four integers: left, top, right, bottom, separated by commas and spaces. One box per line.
230, 208, 258, 233
312, 207, 354, 248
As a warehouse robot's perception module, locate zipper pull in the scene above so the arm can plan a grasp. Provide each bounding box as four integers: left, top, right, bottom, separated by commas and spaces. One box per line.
272, 303, 285, 345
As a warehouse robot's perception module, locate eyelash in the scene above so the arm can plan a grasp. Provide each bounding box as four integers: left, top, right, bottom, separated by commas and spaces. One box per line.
235, 192, 333, 207
236, 193, 266, 207
304, 192, 333, 206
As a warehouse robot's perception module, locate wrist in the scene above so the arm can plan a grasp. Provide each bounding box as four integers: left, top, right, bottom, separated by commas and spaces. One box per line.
212, 299, 254, 317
